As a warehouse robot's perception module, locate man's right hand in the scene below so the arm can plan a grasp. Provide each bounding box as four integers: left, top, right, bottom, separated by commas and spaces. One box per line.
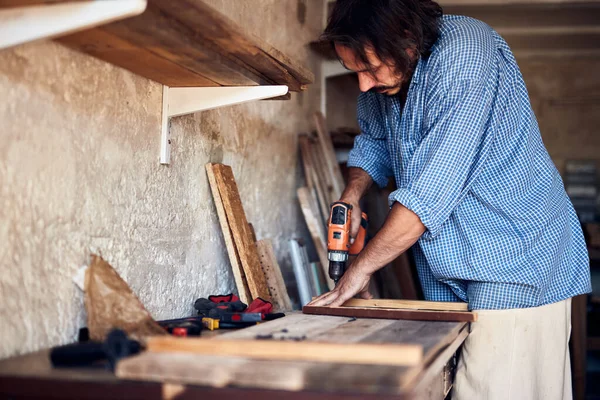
341, 198, 362, 245
338, 168, 374, 243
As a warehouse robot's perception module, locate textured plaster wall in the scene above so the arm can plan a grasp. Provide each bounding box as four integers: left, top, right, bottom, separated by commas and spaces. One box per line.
517, 57, 600, 173
0, 0, 323, 359
326, 73, 361, 132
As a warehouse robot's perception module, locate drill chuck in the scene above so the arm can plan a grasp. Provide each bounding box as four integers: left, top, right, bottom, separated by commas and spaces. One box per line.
329, 260, 346, 284
328, 251, 348, 262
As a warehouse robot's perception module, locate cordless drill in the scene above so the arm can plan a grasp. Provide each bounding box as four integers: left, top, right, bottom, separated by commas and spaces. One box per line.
327, 202, 368, 285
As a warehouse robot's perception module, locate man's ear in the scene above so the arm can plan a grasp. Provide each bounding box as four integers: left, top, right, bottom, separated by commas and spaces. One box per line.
402, 29, 418, 60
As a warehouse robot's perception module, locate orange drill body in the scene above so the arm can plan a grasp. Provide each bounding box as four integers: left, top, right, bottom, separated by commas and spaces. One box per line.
327, 202, 368, 284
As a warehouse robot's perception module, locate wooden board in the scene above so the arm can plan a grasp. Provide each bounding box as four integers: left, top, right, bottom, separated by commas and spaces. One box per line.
59, 28, 219, 88
116, 314, 469, 395
299, 135, 329, 222
98, 4, 263, 86
342, 299, 468, 312
256, 239, 292, 312
310, 135, 338, 205
153, 0, 314, 85
205, 163, 251, 304
145, 336, 423, 367
298, 135, 314, 189
314, 112, 345, 199
404, 327, 468, 396
54, 0, 313, 89
211, 164, 270, 301
150, 0, 306, 92
303, 305, 477, 322
297, 187, 334, 290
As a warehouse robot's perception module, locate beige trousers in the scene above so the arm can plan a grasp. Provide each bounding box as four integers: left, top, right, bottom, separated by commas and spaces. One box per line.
452, 299, 572, 400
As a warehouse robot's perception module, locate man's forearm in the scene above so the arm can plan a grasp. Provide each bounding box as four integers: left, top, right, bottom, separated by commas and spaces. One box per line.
353, 202, 425, 276
339, 167, 374, 204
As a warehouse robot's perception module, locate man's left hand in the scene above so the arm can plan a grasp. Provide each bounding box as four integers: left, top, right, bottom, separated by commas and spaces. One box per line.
307, 263, 373, 307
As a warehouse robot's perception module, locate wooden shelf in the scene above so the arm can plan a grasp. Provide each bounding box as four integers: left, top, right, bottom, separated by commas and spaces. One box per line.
57, 0, 314, 91
1, 0, 315, 165
310, 39, 337, 60
0, 0, 147, 51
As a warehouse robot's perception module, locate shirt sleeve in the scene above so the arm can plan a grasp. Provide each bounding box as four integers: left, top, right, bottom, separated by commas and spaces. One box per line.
347, 94, 394, 188
389, 77, 496, 240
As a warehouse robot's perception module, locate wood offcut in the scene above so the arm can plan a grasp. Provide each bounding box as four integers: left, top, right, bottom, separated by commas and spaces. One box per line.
256, 239, 292, 311
211, 163, 270, 301
314, 111, 345, 199
206, 163, 251, 304
145, 337, 423, 367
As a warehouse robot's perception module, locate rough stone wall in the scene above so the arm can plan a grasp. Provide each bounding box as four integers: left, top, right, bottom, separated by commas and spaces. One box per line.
0, 0, 323, 359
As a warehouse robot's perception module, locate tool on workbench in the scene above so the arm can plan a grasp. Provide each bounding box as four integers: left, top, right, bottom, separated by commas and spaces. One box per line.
193, 294, 285, 330
327, 202, 368, 285
50, 329, 140, 371
201, 317, 260, 331
158, 317, 204, 337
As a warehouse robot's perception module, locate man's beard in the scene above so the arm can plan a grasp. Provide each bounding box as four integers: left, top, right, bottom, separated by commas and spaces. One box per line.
370, 59, 418, 97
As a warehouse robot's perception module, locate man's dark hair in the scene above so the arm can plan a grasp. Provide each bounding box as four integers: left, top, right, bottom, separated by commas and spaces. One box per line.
322, 0, 443, 76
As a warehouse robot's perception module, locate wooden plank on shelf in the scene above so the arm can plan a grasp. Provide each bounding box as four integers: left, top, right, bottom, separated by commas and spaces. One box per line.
303, 305, 477, 323
97, 3, 264, 86
309, 39, 337, 60
342, 299, 468, 312
314, 111, 345, 198
145, 336, 423, 367
211, 163, 270, 301
297, 187, 334, 290
256, 239, 292, 312
155, 0, 314, 86
58, 28, 218, 88
150, 0, 307, 92
205, 163, 251, 304
50, 0, 313, 89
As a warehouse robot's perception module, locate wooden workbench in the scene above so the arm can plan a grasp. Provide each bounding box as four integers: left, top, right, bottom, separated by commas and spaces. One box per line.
0, 314, 469, 400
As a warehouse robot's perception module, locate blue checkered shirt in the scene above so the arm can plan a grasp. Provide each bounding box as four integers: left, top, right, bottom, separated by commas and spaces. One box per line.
347, 15, 591, 310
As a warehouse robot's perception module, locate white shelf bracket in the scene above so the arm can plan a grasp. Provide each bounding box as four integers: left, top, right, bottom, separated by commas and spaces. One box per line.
0, 0, 147, 51
160, 85, 289, 165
